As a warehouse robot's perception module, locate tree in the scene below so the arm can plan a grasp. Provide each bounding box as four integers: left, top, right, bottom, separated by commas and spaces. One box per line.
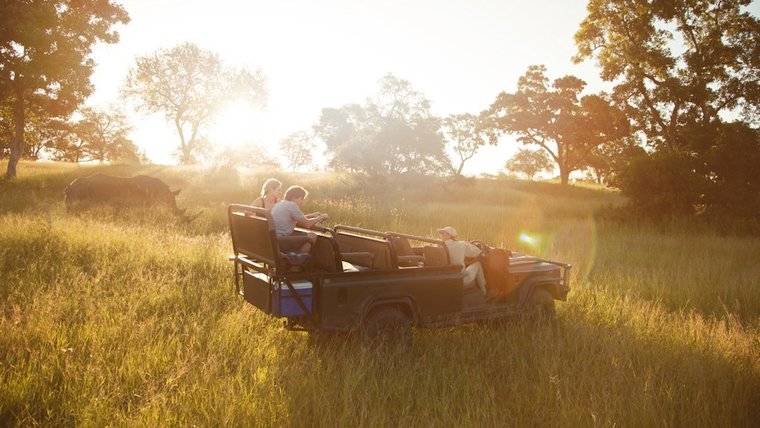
24, 112, 71, 160
504, 148, 554, 181
74, 106, 137, 163
49, 124, 85, 163
0, 102, 11, 158
123, 43, 267, 164
583, 136, 639, 185
575, 0, 760, 148
0, 0, 129, 178
575, 0, 760, 217
279, 131, 315, 171
703, 123, 760, 218
441, 113, 488, 176
314, 74, 448, 176
1, 98, 74, 161
610, 149, 708, 217
486, 65, 630, 185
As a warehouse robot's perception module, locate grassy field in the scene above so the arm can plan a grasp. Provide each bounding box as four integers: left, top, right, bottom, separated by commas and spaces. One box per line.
1, 161, 758, 426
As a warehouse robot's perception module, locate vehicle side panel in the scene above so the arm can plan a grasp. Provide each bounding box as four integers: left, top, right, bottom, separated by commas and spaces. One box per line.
318, 266, 463, 331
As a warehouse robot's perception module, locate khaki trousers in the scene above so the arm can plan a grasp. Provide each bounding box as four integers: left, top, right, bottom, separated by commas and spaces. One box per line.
464, 261, 487, 294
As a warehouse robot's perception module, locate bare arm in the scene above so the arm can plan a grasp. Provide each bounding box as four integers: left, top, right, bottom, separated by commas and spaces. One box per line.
296, 213, 328, 229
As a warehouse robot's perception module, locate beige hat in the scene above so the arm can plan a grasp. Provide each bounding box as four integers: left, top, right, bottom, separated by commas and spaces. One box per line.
437, 226, 458, 239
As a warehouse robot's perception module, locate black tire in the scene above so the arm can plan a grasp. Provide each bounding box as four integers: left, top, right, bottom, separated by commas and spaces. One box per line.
362, 306, 412, 349
527, 287, 556, 322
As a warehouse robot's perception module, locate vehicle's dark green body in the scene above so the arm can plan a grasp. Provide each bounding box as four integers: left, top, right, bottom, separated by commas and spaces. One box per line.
228, 204, 571, 334
310, 266, 463, 330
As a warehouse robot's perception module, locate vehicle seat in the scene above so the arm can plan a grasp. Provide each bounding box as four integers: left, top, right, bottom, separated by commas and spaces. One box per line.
342, 251, 375, 269
390, 235, 424, 267
422, 246, 449, 267
341, 260, 371, 272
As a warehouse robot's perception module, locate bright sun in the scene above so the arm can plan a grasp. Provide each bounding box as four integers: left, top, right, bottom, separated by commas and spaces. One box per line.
210, 101, 264, 148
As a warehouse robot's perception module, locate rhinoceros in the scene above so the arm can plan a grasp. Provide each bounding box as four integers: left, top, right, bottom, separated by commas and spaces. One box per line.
64, 174, 189, 218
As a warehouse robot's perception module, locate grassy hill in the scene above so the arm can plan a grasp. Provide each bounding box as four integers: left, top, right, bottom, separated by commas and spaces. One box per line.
1, 161, 758, 426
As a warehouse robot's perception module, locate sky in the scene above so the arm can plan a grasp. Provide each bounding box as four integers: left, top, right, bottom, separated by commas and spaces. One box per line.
84, 0, 666, 174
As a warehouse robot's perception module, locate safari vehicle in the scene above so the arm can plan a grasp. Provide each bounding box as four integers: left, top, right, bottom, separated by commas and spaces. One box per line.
228, 204, 571, 346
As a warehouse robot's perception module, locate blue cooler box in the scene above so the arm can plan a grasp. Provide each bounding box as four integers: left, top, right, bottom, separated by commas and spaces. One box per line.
273, 280, 313, 317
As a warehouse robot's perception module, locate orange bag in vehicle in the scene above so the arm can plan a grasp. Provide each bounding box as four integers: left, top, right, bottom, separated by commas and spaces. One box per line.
485, 248, 511, 299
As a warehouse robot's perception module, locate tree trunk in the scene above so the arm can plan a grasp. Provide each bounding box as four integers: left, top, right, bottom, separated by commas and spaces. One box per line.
174, 116, 192, 164
5, 86, 25, 179
559, 163, 569, 185
456, 158, 465, 176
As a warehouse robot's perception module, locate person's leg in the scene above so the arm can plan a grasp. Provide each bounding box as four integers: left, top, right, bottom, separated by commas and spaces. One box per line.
466, 262, 487, 295
463, 265, 477, 290
307, 232, 317, 245
279, 235, 311, 253
299, 231, 317, 253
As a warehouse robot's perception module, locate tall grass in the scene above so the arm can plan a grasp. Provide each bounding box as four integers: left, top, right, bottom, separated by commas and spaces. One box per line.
1, 161, 758, 426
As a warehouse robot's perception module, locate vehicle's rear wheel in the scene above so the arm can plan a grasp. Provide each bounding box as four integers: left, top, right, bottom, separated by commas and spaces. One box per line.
528, 288, 556, 322
362, 306, 412, 349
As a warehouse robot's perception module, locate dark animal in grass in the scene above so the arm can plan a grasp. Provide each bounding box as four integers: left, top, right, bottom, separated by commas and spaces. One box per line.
64, 174, 194, 220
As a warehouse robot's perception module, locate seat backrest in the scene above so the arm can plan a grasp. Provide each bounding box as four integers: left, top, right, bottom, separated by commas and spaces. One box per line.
389, 235, 415, 256
337, 232, 395, 270
422, 245, 450, 267
311, 234, 342, 272
228, 205, 279, 266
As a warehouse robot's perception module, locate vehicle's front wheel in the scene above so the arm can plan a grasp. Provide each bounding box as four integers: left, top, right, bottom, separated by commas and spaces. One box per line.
527, 288, 556, 322
362, 306, 412, 349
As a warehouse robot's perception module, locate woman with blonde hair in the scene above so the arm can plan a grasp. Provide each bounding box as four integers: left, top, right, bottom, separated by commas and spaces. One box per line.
251, 178, 282, 210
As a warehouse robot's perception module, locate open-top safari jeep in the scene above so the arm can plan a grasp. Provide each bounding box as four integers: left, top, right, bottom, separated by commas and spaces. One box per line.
228, 204, 571, 346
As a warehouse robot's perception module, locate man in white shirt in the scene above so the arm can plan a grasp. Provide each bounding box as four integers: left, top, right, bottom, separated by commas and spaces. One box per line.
438, 226, 487, 295
271, 185, 328, 253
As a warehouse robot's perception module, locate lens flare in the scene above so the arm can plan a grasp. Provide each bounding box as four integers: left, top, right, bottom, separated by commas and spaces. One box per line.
519, 232, 535, 245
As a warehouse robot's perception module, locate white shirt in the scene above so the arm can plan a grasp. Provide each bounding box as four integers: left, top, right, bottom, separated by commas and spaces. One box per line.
444, 240, 481, 268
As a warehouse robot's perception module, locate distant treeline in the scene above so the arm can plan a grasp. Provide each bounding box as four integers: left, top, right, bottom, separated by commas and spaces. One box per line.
1, 0, 758, 223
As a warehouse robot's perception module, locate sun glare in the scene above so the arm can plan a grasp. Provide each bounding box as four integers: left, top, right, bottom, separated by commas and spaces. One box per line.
519, 232, 536, 245
210, 101, 263, 148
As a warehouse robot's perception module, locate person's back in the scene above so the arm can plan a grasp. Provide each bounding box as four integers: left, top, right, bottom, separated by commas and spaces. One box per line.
438, 226, 487, 294
271, 185, 328, 253
272, 199, 303, 237
444, 239, 480, 267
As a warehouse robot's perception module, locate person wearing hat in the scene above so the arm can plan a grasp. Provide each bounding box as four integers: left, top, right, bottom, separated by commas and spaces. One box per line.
437, 226, 487, 295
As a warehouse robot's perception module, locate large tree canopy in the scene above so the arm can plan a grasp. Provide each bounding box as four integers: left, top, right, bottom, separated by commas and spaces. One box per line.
0, 0, 129, 178
576, 0, 760, 218
123, 42, 267, 165
486, 65, 630, 185
314, 74, 448, 176
575, 0, 760, 148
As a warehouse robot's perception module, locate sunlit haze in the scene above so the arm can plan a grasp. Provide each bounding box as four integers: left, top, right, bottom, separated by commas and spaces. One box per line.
89, 0, 613, 174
